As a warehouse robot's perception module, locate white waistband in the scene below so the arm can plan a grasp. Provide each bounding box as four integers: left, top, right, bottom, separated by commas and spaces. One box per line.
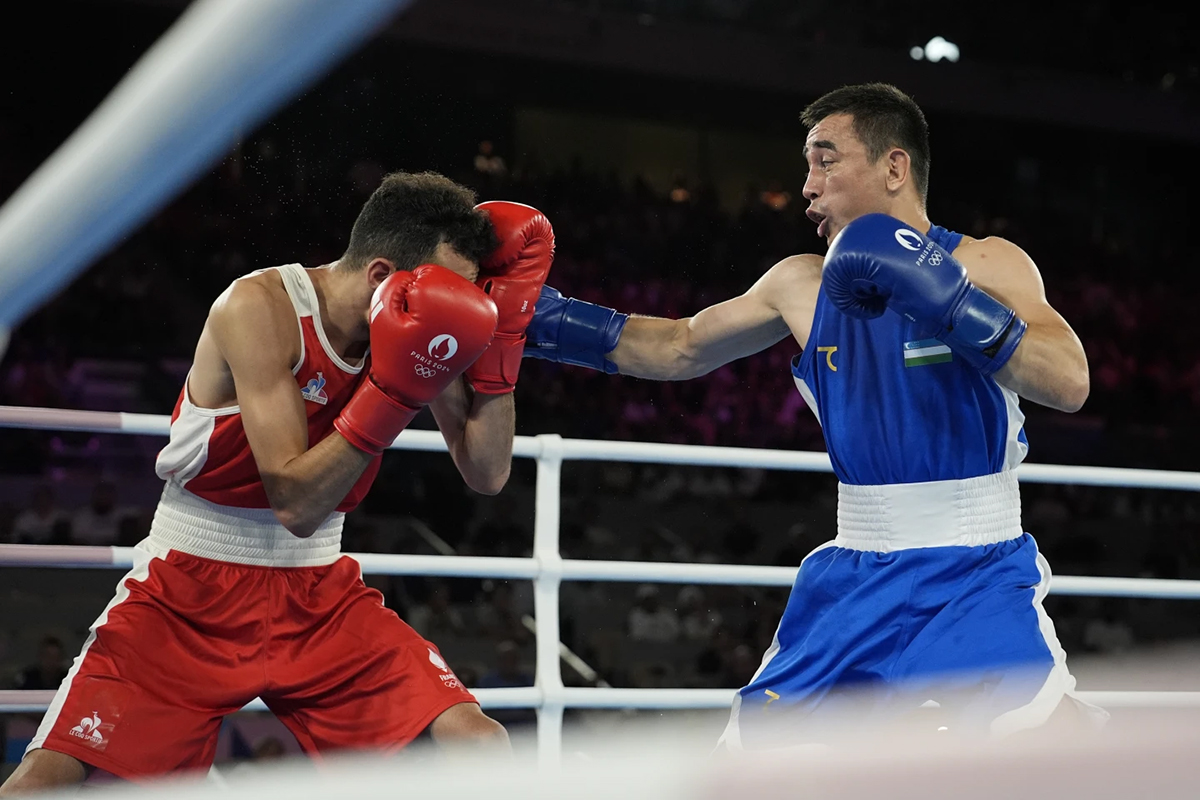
149, 481, 343, 567
835, 471, 1022, 552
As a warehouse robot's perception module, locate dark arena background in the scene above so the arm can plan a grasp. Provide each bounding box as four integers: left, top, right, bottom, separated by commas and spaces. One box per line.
0, 1, 1198, 795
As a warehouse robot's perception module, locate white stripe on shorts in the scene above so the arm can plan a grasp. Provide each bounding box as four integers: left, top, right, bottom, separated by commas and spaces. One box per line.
989, 552, 1109, 736
27, 540, 164, 756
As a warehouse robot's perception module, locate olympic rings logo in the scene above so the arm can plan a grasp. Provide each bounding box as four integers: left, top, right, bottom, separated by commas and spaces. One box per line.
929, 251, 943, 266
414, 365, 436, 379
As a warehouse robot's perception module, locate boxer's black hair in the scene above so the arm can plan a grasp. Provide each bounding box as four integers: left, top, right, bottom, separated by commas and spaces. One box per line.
801, 83, 931, 203
343, 171, 497, 272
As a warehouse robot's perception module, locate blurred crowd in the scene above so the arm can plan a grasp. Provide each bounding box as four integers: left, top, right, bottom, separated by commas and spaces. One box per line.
540, 0, 1199, 97
2, 132, 1198, 468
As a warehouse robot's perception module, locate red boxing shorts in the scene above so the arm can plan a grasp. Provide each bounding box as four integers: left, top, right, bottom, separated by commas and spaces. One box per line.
29, 541, 475, 779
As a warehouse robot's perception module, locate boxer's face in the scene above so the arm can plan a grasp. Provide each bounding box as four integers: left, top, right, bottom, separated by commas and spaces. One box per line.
431, 241, 479, 283
802, 113, 890, 243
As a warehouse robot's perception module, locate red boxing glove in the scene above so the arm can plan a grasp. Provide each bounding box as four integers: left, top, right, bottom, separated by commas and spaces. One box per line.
466, 201, 555, 394
335, 264, 498, 455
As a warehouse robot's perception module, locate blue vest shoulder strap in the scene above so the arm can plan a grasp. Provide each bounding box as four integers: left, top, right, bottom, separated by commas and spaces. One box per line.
927, 223, 963, 253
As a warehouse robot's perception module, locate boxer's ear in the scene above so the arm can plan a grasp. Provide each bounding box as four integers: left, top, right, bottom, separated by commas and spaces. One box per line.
884, 148, 912, 194
365, 258, 397, 290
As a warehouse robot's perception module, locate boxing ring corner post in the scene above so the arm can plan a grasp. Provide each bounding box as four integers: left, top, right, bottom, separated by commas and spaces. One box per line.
0, 0, 412, 348
532, 433, 566, 767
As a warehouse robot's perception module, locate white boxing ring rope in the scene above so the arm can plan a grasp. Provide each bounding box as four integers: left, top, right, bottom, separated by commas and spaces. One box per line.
4, 406, 1200, 765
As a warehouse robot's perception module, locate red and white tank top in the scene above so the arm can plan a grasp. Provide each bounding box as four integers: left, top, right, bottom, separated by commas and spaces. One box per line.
151, 263, 382, 566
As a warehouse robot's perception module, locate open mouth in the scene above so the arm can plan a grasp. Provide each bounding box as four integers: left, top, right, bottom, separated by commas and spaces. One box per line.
806, 209, 829, 238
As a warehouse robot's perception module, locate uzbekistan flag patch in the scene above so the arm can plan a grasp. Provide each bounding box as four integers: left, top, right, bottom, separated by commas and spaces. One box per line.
904, 339, 952, 367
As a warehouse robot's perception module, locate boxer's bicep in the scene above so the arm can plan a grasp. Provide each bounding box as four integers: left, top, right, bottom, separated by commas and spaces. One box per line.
966, 238, 1089, 411
614, 293, 786, 380
209, 282, 308, 479
683, 290, 791, 373
681, 255, 819, 372
965, 238, 1072, 332
614, 255, 816, 379
761, 254, 823, 348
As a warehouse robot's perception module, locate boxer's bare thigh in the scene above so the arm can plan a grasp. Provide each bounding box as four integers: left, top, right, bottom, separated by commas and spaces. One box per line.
0, 748, 87, 795
429, 702, 510, 754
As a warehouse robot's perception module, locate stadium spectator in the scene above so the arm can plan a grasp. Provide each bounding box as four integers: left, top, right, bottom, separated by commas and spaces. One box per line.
11, 486, 63, 545
69, 480, 130, 546
628, 584, 680, 643
476, 581, 532, 645
473, 140, 507, 179
477, 640, 536, 727
14, 636, 68, 691
678, 586, 722, 643
407, 581, 468, 640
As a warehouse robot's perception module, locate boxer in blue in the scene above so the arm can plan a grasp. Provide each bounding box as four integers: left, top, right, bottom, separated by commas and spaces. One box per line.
525, 83, 1107, 747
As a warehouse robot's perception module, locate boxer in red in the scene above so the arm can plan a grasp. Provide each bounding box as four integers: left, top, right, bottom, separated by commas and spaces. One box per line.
1, 171, 554, 793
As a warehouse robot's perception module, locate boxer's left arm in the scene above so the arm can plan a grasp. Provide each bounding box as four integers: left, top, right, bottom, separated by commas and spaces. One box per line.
823, 215, 1087, 413
961, 238, 1089, 412
426, 201, 554, 496
428, 381, 514, 496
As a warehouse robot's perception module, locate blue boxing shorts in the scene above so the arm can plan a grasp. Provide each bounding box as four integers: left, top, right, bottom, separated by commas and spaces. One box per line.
721, 531, 1104, 750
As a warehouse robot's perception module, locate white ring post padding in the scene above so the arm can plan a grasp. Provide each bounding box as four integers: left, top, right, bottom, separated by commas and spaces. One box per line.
0, 0, 410, 332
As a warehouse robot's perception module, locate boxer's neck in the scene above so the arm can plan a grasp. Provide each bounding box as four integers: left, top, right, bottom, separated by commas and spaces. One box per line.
880, 197, 931, 238
308, 264, 371, 361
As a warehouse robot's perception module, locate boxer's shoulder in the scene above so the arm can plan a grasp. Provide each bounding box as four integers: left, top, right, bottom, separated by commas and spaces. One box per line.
953, 236, 1039, 282
758, 253, 822, 305
763, 253, 823, 287
211, 269, 295, 329
206, 268, 302, 366
952, 234, 1027, 261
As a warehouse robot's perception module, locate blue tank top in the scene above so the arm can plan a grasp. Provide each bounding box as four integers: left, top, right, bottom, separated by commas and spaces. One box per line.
792, 224, 1027, 486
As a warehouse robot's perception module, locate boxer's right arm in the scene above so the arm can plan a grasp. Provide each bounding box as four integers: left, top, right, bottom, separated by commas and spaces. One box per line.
527, 255, 820, 380
613, 278, 791, 380
208, 282, 375, 537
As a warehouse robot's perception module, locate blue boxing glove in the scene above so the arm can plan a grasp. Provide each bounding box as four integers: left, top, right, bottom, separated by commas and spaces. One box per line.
523, 285, 629, 374
823, 213, 1026, 377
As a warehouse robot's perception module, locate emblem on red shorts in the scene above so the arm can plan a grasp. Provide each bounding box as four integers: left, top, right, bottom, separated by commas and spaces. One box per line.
69, 711, 105, 744
428, 648, 462, 689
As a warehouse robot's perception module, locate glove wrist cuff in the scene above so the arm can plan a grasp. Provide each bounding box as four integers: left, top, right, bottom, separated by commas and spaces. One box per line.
467, 333, 524, 394
334, 380, 421, 455
938, 284, 1027, 377
561, 300, 628, 374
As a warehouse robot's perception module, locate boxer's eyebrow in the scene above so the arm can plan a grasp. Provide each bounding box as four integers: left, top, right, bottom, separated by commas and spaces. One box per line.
803, 140, 838, 156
